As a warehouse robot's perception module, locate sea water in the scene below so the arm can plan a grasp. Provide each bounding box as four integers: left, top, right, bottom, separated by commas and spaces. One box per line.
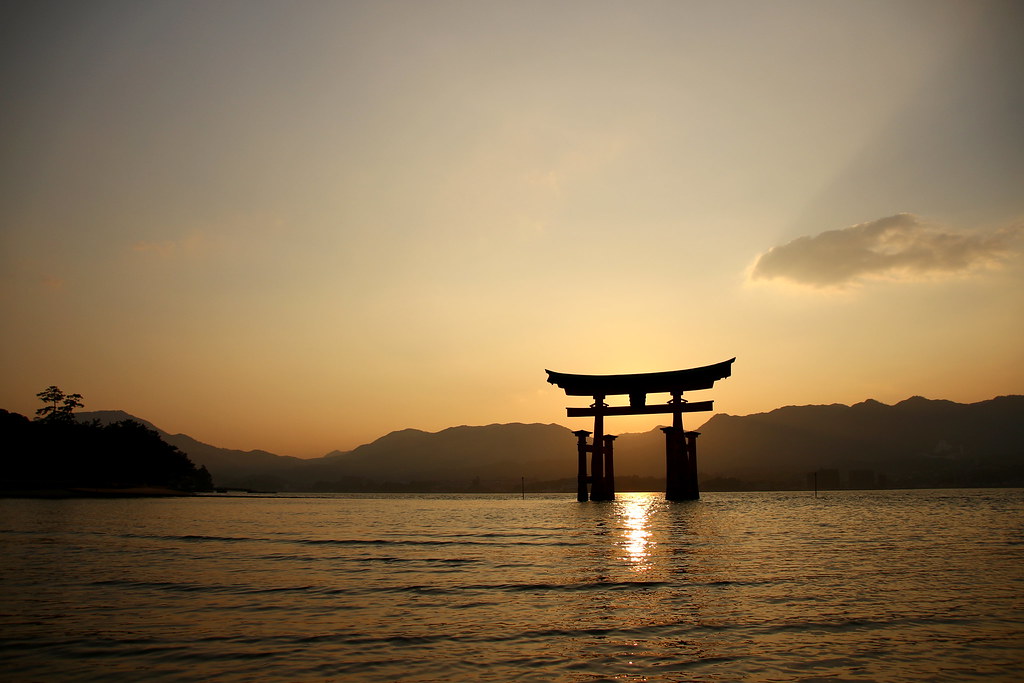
1, 489, 1021, 681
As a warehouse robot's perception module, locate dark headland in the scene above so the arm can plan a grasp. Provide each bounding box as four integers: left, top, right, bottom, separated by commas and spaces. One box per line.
0, 407, 212, 498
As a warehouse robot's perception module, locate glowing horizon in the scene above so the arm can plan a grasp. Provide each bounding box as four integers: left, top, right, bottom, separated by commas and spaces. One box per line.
2, 1, 1022, 457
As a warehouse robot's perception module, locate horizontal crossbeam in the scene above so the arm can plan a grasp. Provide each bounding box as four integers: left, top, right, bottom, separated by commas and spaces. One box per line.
566, 400, 714, 417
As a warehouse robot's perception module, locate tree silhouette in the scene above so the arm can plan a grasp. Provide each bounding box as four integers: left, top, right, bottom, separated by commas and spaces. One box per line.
3, 389, 213, 493
34, 386, 84, 423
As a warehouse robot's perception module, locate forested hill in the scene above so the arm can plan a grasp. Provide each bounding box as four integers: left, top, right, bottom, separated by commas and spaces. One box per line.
0, 409, 212, 495
75, 396, 1024, 492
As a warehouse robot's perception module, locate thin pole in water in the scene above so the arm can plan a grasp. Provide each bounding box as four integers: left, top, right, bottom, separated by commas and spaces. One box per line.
813, 471, 818, 499
521, 476, 525, 500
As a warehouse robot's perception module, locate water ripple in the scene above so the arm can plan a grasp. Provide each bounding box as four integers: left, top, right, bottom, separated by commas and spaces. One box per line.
1, 490, 1021, 682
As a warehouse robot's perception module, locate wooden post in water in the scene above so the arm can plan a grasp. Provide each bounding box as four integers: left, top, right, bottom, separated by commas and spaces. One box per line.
663, 426, 685, 501
574, 430, 591, 502
665, 391, 692, 501
590, 397, 608, 501
603, 434, 617, 500
684, 431, 700, 500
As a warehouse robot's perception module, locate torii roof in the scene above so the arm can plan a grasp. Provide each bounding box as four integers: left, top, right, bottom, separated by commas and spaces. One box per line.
545, 358, 735, 397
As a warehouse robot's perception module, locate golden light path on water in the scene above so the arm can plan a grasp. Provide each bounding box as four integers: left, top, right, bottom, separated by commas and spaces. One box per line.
617, 493, 657, 572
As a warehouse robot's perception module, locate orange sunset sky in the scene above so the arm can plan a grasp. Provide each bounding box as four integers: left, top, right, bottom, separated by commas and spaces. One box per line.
2, 1, 1022, 457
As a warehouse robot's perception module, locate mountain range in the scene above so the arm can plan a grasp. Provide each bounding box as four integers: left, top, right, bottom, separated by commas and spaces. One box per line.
78, 395, 1024, 492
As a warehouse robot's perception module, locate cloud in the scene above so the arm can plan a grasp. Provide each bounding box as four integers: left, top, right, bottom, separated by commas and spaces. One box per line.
751, 213, 1023, 288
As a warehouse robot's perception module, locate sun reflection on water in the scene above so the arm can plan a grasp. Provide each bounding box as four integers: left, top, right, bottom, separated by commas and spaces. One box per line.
617, 493, 657, 572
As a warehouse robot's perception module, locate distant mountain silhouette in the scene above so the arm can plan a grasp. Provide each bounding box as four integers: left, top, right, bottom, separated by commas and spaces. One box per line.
695, 395, 1024, 487
324, 423, 574, 478
78, 411, 303, 491
77, 395, 1023, 491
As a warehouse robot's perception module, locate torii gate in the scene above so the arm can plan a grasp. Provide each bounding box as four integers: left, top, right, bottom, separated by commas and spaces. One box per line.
546, 358, 734, 501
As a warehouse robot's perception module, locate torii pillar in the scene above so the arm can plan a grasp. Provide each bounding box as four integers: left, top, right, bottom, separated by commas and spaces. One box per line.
546, 358, 734, 502
603, 435, 617, 500
574, 430, 590, 502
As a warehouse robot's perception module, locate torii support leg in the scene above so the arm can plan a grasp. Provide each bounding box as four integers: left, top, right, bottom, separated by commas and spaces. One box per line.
589, 399, 607, 501
662, 426, 687, 501
602, 434, 617, 501
574, 430, 591, 502
663, 395, 699, 501
684, 431, 700, 500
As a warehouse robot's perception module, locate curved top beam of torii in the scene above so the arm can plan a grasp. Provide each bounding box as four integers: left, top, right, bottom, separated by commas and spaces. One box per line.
545, 358, 735, 398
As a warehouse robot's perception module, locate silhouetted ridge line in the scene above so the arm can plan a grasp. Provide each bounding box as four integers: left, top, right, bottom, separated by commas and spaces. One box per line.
59, 395, 1024, 492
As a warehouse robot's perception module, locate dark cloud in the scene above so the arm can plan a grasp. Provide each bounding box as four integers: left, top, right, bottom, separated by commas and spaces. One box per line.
751, 213, 1022, 288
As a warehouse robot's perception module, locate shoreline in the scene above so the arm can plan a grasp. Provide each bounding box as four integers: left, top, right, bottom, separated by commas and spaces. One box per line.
0, 486, 196, 499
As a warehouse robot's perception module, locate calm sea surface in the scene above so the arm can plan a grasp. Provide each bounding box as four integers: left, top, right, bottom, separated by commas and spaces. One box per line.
1, 489, 1022, 681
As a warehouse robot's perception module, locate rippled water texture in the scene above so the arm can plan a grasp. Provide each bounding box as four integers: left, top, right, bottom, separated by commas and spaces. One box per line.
1, 490, 1022, 681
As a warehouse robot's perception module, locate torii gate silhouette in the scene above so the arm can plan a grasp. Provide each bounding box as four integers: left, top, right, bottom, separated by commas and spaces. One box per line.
546, 358, 734, 501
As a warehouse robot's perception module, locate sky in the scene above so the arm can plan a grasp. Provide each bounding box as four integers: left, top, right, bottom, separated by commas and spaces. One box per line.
2, 0, 1022, 457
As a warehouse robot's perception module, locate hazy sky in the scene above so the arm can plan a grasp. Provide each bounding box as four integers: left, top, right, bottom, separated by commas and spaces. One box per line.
2, 0, 1022, 456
